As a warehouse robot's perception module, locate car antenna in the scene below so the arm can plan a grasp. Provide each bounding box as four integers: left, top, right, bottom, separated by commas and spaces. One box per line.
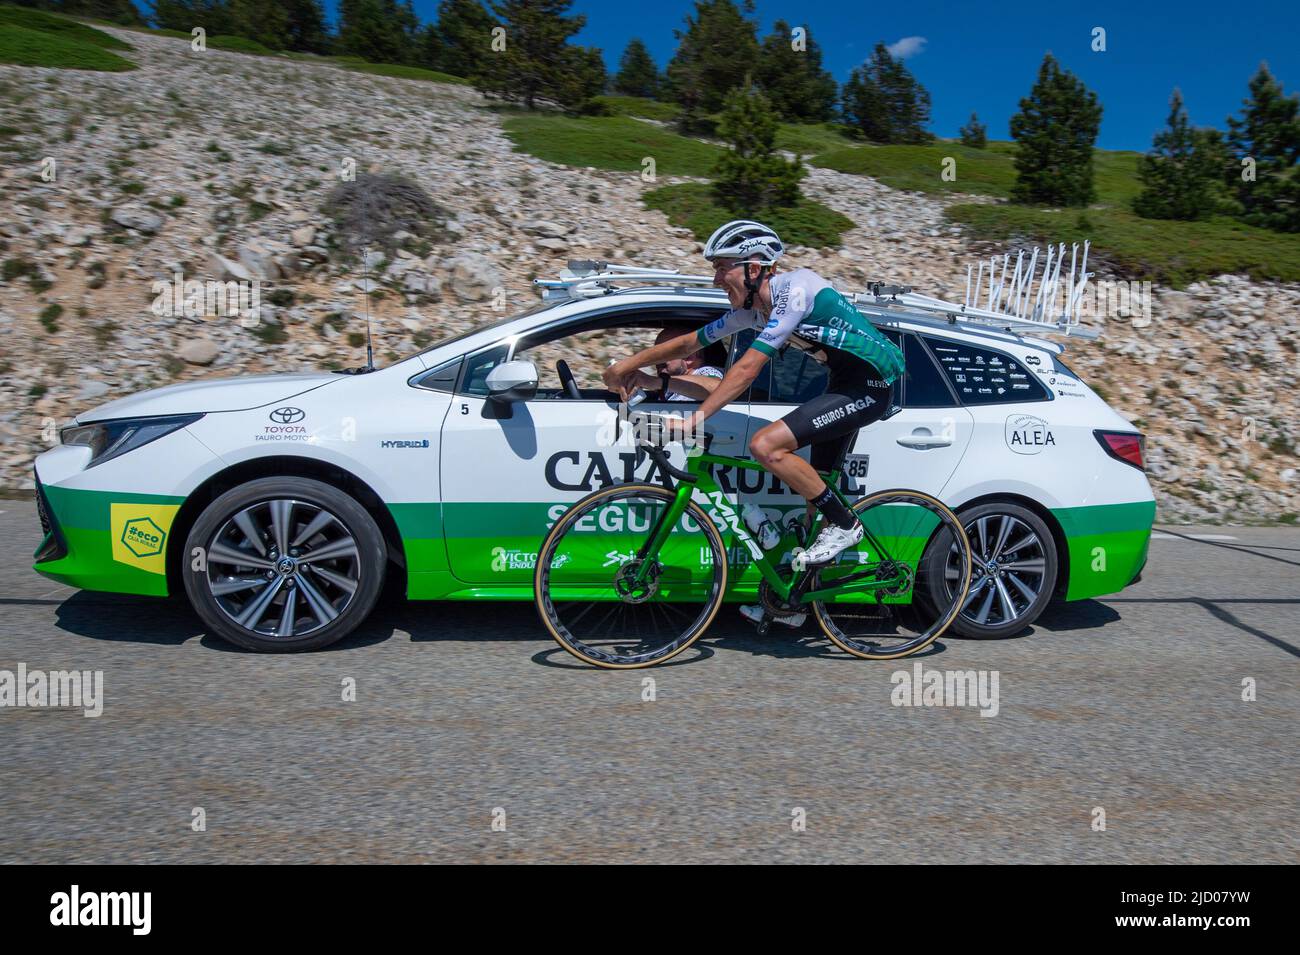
338, 174, 377, 376
358, 175, 375, 373
360, 241, 375, 373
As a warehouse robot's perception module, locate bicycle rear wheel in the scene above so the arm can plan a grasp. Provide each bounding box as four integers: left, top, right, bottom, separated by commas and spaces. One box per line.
534, 483, 728, 669
811, 489, 972, 660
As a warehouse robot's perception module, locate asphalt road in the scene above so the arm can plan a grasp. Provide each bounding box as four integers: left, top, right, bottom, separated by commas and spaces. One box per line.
1, 500, 1296, 864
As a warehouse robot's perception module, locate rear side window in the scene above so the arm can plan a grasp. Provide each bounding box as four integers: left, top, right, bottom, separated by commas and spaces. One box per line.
902, 334, 957, 407
923, 337, 1048, 404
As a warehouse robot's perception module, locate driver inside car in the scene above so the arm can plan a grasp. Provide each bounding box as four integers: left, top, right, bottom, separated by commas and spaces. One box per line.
623, 326, 726, 402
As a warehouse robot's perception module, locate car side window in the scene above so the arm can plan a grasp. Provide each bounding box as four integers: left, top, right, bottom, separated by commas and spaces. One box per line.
923, 337, 1049, 404
459, 343, 511, 397
902, 334, 957, 407
739, 327, 907, 408
768, 345, 829, 404
731, 329, 768, 401
410, 356, 462, 393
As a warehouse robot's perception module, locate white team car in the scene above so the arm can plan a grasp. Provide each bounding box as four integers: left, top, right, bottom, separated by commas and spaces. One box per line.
32, 260, 1155, 651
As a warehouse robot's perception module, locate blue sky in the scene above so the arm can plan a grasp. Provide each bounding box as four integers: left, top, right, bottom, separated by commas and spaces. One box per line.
324, 1, 1300, 151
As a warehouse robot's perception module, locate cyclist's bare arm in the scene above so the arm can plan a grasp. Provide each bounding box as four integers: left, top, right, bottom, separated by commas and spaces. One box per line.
603, 331, 700, 393
664, 373, 722, 400
628, 370, 722, 400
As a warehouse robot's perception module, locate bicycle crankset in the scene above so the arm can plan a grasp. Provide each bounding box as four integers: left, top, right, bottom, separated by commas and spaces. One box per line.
758, 578, 803, 617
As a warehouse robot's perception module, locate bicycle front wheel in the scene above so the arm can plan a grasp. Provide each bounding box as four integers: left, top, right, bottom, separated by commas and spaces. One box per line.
534, 483, 728, 669
811, 489, 972, 660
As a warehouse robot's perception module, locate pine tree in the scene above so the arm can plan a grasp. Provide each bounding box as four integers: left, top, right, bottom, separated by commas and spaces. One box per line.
282, 0, 328, 53
712, 82, 805, 212
474, 0, 603, 112
1009, 53, 1102, 206
149, 0, 234, 35
150, 0, 326, 49
40, 0, 143, 24
1225, 63, 1300, 232
754, 20, 836, 124
613, 39, 661, 99
959, 112, 987, 149
1132, 89, 1224, 220
228, 0, 291, 49
428, 0, 496, 78
841, 43, 932, 144
338, 0, 420, 64
666, 0, 760, 117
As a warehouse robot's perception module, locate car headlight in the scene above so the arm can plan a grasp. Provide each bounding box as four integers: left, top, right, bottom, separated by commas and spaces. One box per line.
60, 413, 204, 468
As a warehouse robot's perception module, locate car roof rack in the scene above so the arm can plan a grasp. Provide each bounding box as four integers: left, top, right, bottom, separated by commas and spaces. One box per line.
536, 242, 1098, 341
535, 261, 719, 301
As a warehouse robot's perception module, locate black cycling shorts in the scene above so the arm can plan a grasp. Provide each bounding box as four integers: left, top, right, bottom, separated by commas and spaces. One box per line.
780, 366, 893, 473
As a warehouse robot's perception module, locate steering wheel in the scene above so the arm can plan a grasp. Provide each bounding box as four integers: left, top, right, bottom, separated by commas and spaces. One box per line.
556, 360, 581, 400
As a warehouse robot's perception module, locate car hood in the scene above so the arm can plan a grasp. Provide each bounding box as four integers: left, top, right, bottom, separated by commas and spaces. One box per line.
76, 373, 342, 423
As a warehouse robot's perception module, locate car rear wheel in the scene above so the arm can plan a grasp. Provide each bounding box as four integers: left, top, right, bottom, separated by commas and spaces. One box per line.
922, 501, 1057, 639
182, 477, 386, 652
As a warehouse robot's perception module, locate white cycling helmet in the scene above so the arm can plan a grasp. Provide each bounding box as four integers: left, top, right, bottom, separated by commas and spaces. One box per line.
703, 219, 784, 266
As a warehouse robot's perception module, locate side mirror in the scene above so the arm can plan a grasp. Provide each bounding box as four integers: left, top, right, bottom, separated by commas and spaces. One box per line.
485, 360, 538, 403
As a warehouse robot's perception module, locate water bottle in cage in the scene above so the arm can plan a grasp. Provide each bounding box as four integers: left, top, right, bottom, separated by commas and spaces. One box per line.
741, 504, 781, 551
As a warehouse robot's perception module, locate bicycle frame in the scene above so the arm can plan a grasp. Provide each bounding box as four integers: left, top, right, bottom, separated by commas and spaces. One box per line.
631, 447, 909, 605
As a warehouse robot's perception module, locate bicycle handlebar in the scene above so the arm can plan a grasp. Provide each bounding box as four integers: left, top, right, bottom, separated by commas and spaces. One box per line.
620, 412, 710, 485
644, 445, 697, 484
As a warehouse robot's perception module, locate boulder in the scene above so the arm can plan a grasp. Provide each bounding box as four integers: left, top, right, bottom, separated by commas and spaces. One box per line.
110, 205, 164, 235
210, 252, 254, 283
520, 219, 567, 238
237, 241, 282, 280
178, 338, 220, 366
448, 252, 503, 303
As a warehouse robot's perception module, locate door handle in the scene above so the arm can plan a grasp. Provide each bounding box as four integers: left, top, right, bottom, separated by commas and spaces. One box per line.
709, 432, 740, 447
896, 429, 953, 449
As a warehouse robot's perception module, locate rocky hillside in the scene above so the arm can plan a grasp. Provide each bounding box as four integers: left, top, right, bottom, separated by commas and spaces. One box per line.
0, 28, 1295, 523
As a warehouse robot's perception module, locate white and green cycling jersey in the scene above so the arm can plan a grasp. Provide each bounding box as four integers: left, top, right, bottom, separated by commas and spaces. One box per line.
696, 268, 907, 382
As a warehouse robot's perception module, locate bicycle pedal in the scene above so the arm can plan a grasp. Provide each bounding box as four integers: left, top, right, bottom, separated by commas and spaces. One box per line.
791, 549, 809, 573
755, 619, 771, 636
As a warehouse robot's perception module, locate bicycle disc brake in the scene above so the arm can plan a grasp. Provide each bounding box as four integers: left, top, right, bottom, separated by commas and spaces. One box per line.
614, 559, 660, 604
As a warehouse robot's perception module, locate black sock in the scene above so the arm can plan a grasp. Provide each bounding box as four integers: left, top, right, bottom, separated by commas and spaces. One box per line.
811, 485, 858, 531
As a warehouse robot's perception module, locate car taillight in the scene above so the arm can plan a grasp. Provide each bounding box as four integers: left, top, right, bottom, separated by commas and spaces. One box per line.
1094, 430, 1145, 471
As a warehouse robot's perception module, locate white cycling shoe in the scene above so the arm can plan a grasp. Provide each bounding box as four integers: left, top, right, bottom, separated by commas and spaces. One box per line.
798, 521, 865, 566
739, 604, 807, 628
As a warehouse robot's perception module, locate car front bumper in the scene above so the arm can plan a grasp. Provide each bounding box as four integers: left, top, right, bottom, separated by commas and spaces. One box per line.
32, 446, 189, 598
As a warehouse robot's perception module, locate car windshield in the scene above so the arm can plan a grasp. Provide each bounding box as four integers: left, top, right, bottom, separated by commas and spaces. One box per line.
409, 301, 561, 362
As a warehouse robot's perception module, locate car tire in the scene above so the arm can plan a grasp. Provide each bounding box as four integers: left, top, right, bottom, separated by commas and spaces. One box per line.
182, 477, 386, 652
920, 501, 1058, 640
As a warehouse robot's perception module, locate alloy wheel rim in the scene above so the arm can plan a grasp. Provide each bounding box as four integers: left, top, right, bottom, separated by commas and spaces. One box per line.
945, 513, 1046, 628
205, 498, 360, 638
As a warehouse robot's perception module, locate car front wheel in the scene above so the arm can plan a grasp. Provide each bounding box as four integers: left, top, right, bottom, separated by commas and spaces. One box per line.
923, 501, 1058, 639
182, 477, 386, 652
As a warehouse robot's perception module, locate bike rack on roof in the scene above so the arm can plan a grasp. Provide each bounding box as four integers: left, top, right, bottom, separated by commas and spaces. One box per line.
535, 243, 1099, 341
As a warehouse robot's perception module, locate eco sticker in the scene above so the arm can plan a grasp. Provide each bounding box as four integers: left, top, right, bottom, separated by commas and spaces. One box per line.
110, 503, 181, 574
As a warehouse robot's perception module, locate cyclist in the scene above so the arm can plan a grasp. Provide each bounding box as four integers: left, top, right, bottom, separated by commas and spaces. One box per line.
603, 220, 906, 618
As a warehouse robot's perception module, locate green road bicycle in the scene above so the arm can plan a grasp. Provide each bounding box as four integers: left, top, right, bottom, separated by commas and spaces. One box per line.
534, 414, 975, 669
